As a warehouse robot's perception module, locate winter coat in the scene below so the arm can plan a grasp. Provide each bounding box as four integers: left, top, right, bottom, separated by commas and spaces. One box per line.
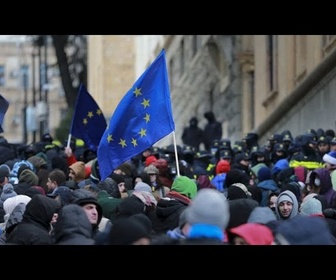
6, 194, 60, 245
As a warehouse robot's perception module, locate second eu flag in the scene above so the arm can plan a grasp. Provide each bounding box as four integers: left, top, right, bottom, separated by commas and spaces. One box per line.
70, 84, 107, 151
98, 49, 175, 180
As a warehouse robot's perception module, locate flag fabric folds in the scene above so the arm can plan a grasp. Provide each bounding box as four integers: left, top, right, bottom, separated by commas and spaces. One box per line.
97, 49, 175, 180
0, 94, 9, 133
70, 84, 107, 151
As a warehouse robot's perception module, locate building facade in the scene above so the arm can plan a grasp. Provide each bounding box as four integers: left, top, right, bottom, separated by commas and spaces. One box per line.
87, 35, 137, 119
0, 36, 65, 144
155, 35, 336, 148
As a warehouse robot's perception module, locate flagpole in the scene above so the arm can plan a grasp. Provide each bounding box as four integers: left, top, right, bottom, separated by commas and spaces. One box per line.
172, 131, 180, 177
67, 133, 72, 148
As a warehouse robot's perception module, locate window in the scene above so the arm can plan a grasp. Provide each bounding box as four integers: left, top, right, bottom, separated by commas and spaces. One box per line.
294, 35, 307, 80
267, 35, 278, 92
21, 64, 29, 89
180, 39, 184, 75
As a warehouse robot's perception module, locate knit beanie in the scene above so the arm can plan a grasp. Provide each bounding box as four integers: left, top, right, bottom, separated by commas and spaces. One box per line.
323, 151, 336, 166
247, 206, 277, 224
300, 197, 323, 216
0, 164, 10, 174
109, 173, 125, 184
223, 169, 250, 189
215, 160, 231, 175
277, 193, 293, 204
117, 195, 146, 217
134, 182, 152, 193
145, 155, 157, 167
257, 166, 271, 182
52, 186, 73, 207
27, 155, 47, 169
18, 169, 39, 186
1, 183, 17, 201
251, 163, 267, 177
227, 198, 259, 229
108, 215, 151, 245
185, 188, 230, 229
171, 176, 197, 200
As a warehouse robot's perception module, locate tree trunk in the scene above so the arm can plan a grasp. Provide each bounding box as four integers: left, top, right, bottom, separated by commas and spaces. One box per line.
51, 35, 78, 108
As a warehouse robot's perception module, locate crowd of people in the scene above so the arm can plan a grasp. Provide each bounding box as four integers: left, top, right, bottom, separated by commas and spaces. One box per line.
0, 115, 336, 245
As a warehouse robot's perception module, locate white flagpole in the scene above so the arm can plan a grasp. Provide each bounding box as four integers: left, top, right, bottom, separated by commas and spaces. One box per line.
172, 131, 180, 177
67, 133, 72, 148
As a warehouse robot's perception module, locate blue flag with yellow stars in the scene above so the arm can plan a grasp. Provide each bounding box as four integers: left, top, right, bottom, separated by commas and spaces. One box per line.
0, 94, 9, 134
70, 84, 107, 151
97, 49, 175, 180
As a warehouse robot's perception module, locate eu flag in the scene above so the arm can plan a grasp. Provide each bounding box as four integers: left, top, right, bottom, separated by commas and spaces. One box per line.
97, 49, 175, 180
70, 84, 107, 151
0, 94, 9, 133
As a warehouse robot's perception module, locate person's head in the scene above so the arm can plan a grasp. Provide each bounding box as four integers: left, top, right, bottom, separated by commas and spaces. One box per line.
171, 176, 198, 200
69, 161, 86, 182
275, 190, 299, 220
299, 197, 323, 216
72, 189, 103, 226
0, 166, 9, 186
108, 214, 152, 245
185, 188, 230, 230
227, 223, 275, 245
143, 165, 159, 184
323, 151, 336, 172
110, 173, 127, 194
268, 192, 278, 213
47, 186, 73, 207
189, 117, 198, 127
47, 169, 67, 191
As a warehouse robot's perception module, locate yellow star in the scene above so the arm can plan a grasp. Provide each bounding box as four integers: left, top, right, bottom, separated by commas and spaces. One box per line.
96, 109, 102, 115
131, 138, 138, 147
141, 98, 150, 108
134, 87, 142, 97
119, 139, 127, 148
87, 111, 94, 118
107, 134, 113, 143
144, 113, 150, 123
139, 128, 147, 137
83, 118, 88, 125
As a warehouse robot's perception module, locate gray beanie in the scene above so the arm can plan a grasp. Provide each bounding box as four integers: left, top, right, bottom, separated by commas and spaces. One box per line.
247, 206, 277, 224
134, 182, 152, 193
185, 188, 230, 229
300, 197, 322, 216
1, 183, 17, 201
